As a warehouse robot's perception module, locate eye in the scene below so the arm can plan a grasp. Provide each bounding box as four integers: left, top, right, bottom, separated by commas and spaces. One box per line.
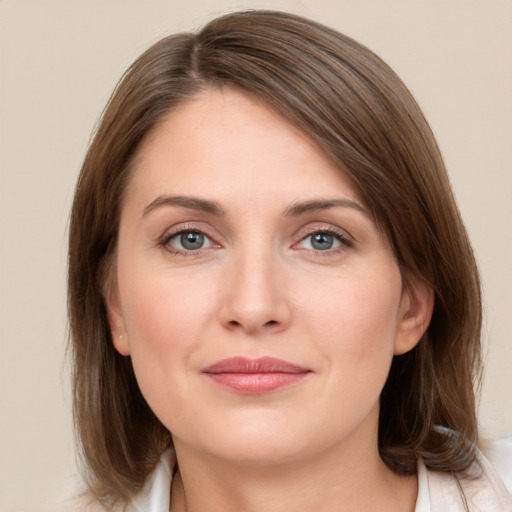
299, 232, 340, 251
295, 229, 352, 252
166, 230, 214, 251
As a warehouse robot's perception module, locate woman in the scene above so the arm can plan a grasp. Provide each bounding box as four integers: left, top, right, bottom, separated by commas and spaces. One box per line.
68, 10, 512, 512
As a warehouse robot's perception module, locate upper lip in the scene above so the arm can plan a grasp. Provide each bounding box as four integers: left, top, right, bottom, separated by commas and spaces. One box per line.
202, 356, 310, 374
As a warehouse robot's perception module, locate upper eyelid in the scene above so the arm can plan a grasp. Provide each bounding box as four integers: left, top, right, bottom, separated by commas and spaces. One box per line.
295, 223, 355, 242
157, 221, 355, 246
295, 230, 353, 249
161, 222, 218, 240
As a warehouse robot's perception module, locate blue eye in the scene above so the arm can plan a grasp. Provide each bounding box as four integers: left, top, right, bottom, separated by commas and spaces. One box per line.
167, 230, 213, 251
310, 233, 336, 250
298, 231, 347, 251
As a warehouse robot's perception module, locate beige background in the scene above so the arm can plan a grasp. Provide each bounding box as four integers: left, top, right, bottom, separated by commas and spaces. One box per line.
0, 1, 511, 510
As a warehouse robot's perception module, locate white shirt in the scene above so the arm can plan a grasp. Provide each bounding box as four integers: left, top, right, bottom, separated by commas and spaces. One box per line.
126, 441, 512, 512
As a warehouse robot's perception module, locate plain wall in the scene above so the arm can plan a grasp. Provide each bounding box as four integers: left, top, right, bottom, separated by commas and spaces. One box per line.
1, 1, 511, 510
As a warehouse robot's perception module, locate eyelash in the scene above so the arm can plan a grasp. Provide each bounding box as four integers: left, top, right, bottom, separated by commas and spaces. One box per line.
294, 226, 354, 254
158, 224, 220, 257
158, 224, 354, 257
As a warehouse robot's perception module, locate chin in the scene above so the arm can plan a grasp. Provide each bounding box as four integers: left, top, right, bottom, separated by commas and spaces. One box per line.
193, 419, 319, 466
210, 440, 307, 467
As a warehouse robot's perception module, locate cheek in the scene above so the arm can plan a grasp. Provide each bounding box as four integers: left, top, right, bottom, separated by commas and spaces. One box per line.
119, 254, 216, 347
301, 268, 402, 386
122, 280, 194, 350
117, 263, 216, 412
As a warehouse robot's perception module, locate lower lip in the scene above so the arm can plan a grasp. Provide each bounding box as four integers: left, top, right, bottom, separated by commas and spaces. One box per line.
205, 372, 309, 394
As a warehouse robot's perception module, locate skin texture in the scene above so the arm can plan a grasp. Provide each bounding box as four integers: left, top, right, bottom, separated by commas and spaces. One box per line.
107, 88, 433, 512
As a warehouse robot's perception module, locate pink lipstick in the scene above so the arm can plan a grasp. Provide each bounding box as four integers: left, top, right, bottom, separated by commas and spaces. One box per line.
202, 357, 310, 394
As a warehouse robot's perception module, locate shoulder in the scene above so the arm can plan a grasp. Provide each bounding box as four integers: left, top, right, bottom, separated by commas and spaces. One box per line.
47, 496, 109, 512
481, 435, 512, 494
125, 449, 175, 512
49, 450, 175, 512
423, 439, 512, 511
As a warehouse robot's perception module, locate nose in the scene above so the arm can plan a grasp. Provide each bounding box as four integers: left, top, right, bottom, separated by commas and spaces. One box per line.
218, 249, 292, 335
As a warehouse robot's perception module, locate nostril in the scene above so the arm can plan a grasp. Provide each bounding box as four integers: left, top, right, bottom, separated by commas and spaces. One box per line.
226, 319, 279, 330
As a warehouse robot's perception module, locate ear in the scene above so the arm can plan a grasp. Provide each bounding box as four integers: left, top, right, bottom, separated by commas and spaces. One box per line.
394, 278, 434, 356
104, 274, 131, 356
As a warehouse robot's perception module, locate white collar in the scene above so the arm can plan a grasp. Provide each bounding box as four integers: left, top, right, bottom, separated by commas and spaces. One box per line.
414, 459, 431, 512
126, 451, 173, 512
128, 448, 512, 512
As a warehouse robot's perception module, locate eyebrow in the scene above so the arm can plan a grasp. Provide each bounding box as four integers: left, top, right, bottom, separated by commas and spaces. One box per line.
143, 195, 226, 217
284, 199, 369, 217
143, 195, 368, 219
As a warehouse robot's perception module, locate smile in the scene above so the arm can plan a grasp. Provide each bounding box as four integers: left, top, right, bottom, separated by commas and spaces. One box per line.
201, 357, 311, 394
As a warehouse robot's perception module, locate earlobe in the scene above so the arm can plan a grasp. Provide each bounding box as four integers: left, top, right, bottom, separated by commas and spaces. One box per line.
113, 333, 130, 356
104, 276, 131, 356
394, 279, 434, 356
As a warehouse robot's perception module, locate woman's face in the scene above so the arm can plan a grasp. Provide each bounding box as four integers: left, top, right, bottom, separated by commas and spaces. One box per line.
109, 88, 428, 466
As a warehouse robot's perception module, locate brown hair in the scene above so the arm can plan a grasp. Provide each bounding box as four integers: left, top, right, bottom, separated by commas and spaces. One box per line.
68, 9, 482, 508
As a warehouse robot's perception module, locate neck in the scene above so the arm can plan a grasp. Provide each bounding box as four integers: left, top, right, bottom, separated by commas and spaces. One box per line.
170, 433, 417, 512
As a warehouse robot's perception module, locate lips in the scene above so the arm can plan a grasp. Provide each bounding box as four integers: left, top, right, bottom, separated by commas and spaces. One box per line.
202, 356, 311, 394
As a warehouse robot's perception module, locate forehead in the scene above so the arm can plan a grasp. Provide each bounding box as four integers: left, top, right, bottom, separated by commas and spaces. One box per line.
123, 88, 362, 213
